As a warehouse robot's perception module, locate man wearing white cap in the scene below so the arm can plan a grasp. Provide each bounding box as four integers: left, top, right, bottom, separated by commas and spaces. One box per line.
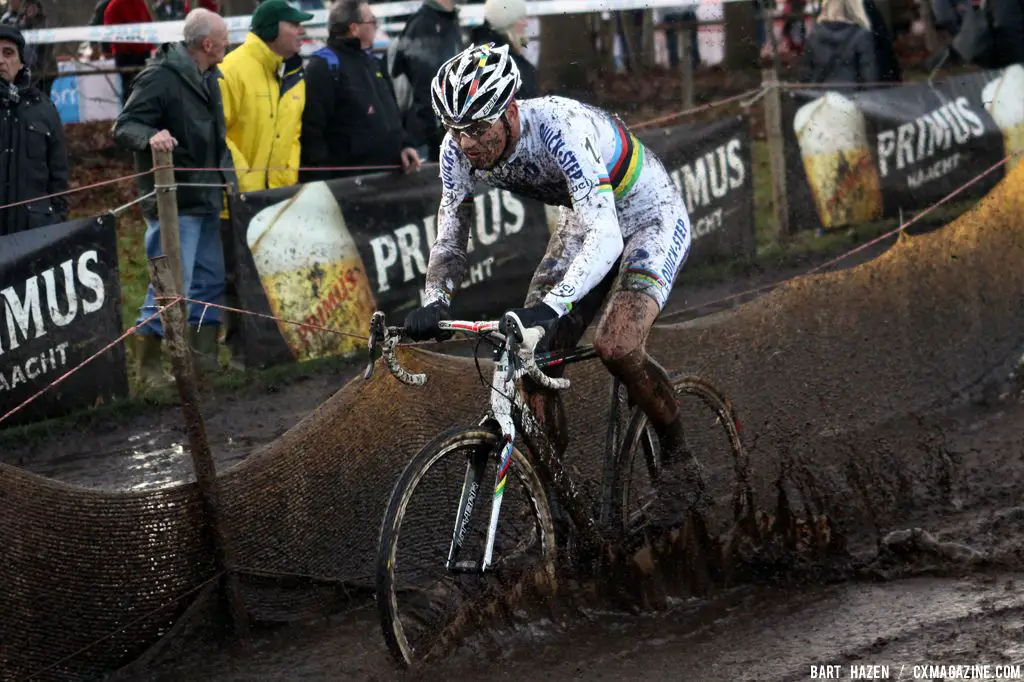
470, 0, 539, 99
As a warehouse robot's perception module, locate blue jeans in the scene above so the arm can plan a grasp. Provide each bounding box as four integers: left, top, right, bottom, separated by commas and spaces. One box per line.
137, 212, 225, 337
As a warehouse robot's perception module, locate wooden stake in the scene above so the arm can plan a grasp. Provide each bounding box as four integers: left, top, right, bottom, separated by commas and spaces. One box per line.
762, 68, 792, 237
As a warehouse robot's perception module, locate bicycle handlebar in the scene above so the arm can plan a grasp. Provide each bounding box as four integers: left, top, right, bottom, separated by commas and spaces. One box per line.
363, 311, 571, 391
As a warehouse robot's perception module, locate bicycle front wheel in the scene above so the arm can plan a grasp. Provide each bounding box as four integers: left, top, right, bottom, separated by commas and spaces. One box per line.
375, 426, 557, 668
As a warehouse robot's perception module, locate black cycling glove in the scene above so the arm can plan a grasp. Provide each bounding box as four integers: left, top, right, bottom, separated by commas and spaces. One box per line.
500, 303, 559, 340
404, 301, 453, 342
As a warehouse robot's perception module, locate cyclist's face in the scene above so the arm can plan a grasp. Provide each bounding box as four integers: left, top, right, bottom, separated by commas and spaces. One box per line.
450, 101, 519, 170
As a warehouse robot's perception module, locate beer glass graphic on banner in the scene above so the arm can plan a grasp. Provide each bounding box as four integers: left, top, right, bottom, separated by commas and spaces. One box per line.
246, 181, 377, 362
983, 64, 1024, 170
794, 92, 883, 228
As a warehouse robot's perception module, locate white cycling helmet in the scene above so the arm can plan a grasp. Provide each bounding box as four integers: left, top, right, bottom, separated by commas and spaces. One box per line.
431, 43, 522, 129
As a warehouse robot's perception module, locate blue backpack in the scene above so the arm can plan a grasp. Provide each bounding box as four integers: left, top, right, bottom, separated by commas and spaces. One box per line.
313, 46, 341, 76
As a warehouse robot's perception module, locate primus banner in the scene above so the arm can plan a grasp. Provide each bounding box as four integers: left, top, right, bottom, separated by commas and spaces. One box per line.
0, 216, 128, 427
227, 116, 756, 369
638, 115, 756, 262
783, 64, 1023, 231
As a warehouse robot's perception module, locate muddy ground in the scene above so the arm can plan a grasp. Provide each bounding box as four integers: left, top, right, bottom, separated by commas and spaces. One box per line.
135, 397, 1024, 682
7, 223, 1024, 681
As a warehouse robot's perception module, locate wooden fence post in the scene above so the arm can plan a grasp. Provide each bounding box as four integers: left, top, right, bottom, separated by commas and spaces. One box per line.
762, 69, 792, 238
150, 149, 250, 637
680, 25, 695, 110
152, 149, 185, 297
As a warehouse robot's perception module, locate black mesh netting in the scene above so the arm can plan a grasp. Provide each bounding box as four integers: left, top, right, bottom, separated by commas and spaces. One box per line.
3, 164, 1023, 681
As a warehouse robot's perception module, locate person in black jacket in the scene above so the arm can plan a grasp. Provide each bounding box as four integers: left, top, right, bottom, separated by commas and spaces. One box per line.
0, 26, 68, 237
389, 0, 466, 162
861, 0, 901, 82
301, 0, 422, 182
799, 0, 880, 88
470, 0, 539, 99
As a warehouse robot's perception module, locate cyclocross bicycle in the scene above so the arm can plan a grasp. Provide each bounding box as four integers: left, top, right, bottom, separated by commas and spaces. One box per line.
364, 310, 749, 668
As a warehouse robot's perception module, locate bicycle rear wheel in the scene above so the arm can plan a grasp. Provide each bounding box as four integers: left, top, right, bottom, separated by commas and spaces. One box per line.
614, 375, 749, 537
375, 426, 556, 668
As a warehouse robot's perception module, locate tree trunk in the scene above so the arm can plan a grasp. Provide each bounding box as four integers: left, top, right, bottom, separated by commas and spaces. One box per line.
641, 9, 656, 68
724, 0, 761, 69
538, 14, 602, 94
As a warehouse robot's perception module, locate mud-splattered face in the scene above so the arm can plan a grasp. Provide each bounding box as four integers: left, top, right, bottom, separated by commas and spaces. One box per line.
450, 101, 520, 170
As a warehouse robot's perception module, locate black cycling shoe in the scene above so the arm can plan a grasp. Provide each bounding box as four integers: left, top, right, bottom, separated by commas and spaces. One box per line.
643, 449, 712, 531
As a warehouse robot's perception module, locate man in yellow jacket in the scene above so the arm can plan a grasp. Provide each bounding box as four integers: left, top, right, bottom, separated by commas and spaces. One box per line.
218, 0, 311, 192
217, 0, 311, 369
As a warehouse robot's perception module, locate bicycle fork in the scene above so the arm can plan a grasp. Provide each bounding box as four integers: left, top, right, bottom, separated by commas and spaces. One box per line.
445, 361, 519, 574
444, 433, 513, 574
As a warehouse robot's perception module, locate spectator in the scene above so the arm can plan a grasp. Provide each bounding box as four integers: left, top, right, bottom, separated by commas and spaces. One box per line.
664, 7, 701, 69
862, 0, 901, 82
470, 0, 539, 99
154, 0, 187, 21
185, 0, 221, 13
390, 0, 466, 161
89, 0, 113, 59
934, 0, 1024, 68
0, 25, 68, 237
217, 0, 310, 371
798, 0, 879, 87
991, 0, 1024, 66
112, 9, 234, 387
300, 0, 421, 182
104, 0, 155, 104
218, 0, 311, 193
0, 0, 20, 25
19, 0, 55, 96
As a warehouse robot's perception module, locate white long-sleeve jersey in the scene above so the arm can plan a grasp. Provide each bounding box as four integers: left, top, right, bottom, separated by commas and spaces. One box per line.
424, 95, 689, 315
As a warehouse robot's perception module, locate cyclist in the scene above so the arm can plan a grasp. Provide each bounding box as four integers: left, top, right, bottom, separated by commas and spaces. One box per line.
403, 42, 708, 521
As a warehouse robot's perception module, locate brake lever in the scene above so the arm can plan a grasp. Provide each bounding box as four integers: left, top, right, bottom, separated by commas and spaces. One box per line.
503, 335, 519, 384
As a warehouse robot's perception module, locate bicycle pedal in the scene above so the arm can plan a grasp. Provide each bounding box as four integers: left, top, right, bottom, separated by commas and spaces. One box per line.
449, 560, 484, 574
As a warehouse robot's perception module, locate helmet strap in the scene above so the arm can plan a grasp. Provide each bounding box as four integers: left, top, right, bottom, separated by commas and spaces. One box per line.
498, 112, 515, 162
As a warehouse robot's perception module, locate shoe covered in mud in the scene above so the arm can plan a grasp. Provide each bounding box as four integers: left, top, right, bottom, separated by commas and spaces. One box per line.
644, 448, 712, 530
189, 325, 222, 376
134, 334, 173, 393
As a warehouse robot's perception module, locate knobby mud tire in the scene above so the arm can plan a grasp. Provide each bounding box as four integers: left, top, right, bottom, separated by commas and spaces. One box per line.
375, 427, 557, 669
613, 375, 750, 537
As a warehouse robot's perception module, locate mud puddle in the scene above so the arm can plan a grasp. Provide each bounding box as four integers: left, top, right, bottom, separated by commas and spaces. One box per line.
131, 397, 1024, 681
136, 573, 1024, 682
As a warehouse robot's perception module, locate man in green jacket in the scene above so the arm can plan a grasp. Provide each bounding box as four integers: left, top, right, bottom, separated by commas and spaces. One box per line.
112, 8, 235, 390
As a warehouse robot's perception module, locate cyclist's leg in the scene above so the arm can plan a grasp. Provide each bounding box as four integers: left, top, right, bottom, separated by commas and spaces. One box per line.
522, 206, 615, 455
593, 169, 707, 512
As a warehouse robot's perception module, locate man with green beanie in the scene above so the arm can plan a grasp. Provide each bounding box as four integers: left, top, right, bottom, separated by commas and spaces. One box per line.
217, 0, 311, 370
219, 0, 311, 194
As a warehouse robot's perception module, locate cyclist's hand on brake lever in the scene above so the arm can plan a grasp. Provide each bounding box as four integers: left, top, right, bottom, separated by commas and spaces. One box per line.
500, 303, 559, 342
403, 301, 454, 342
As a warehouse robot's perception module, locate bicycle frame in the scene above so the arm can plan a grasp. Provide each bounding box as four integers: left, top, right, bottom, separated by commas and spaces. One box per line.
366, 312, 629, 574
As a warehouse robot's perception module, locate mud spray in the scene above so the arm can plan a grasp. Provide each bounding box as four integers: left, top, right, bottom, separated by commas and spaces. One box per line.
378, 159, 1024, 669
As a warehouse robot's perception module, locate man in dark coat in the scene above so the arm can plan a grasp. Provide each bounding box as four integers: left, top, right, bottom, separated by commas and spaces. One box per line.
389, 0, 466, 162
0, 25, 68, 237
112, 8, 235, 387
301, 0, 421, 182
